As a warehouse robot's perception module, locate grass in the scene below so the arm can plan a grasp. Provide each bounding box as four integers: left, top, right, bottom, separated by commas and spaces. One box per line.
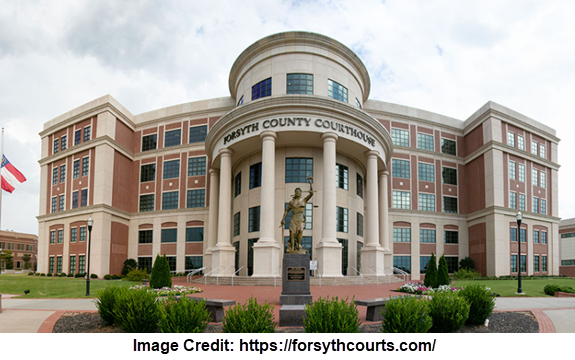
0, 274, 140, 298
452, 278, 575, 297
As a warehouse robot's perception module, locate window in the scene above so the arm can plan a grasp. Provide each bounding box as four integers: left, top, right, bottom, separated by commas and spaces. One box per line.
517, 135, 524, 150
189, 125, 207, 143
69, 256, 76, 274
418, 163, 435, 182
78, 255, 85, 274
58, 230, 63, 243
540, 171, 546, 188
61, 135, 67, 151
58, 195, 65, 212
161, 228, 177, 243
393, 228, 411, 242
511, 254, 518, 272
533, 197, 539, 213
420, 256, 432, 273
140, 164, 156, 182
446, 257, 459, 273
541, 232, 547, 244
519, 193, 526, 211
510, 228, 517, 242
187, 189, 205, 208
532, 169, 538, 186
285, 158, 312, 183
283, 203, 313, 230
142, 134, 158, 151
166, 257, 176, 272
542, 255, 547, 272
188, 157, 206, 176
442, 167, 457, 185
510, 192, 517, 209
541, 199, 547, 215
562, 260, 575, 266
518, 164, 525, 182
163, 160, 180, 179
80, 227, 86, 242
82, 157, 89, 176
52, 168, 58, 185
355, 98, 362, 109
533, 230, 539, 244
336, 207, 348, 233
138, 257, 152, 274
336, 164, 348, 190
234, 172, 241, 197
74, 129, 82, 146
249, 206, 260, 232
327, 79, 348, 102
49, 257, 54, 274
539, 144, 546, 159
392, 159, 410, 178
338, 239, 348, 275
286, 73, 313, 94
507, 131, 515, 147
252, 78, 272, 100
248, 238, 258, 276
356, 174, 363, 198
164, 129, 181, 147
139, 230, 153, 244
418, 194, 435, 212
233, 212, 240, 236
417, 133, 434, 151
443, 196, 458, 213
391, 128, 409, 147
441, 138, 456, 155
531, 141, 538, 155
420, 229, 436, 243
186, 256, 203, 271
51, 197, 57, 213
50, 231, 56, 244
249, 162, 262, 188
83, 126, 91, 141
509, 161, 516, 180
53, 138, 59, 154
444, 230, 459, 244
237, 96, 244, 106
357, 213, 363, 237
139, 194, 155, 212
162, 191, 179, 210
186, 228, 203, 242
60, 165, 66, 183
73, 160, 80, 179
394, 256, 411, 274
392, 191, 410, 209
520, 255, 526, 273
520, 228, 526, 243
81, 189, 88, 207
534, 255, 540, 272
71, 228, 77, 242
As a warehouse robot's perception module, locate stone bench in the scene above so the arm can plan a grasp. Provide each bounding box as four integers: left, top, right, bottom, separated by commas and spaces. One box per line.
186, 297, 236, 322
355, 295, 413, 321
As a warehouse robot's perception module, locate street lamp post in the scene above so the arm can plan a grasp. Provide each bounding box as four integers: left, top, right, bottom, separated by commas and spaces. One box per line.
516, 211, 523, 294
86, 217, 93, 296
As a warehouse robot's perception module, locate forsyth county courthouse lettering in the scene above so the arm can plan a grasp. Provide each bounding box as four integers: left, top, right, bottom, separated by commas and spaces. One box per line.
37, 32, 561, 280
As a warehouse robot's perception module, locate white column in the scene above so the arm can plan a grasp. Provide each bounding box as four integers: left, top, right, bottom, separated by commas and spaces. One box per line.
204, 168, 220, 271
253, 131, 281, 277
211, 148, 235, 276
316, 132, 342, 277
361, 151, 385, 274
379, 170, 390, 251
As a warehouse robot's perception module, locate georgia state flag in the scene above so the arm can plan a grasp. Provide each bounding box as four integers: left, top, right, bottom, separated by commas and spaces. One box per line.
1, 155, 27, 193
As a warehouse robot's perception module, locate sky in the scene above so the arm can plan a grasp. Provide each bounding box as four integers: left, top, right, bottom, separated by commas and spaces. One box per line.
0, 0, 573, 236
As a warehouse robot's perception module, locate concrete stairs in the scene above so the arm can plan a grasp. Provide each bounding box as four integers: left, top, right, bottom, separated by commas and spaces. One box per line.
190, 274, 407, 287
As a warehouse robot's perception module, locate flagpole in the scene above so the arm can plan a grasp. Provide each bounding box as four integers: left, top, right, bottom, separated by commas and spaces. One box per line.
0, 127, 3, 232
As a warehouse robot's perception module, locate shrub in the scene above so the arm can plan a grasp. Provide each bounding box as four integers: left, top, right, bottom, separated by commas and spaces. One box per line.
223, 296, 276, 333
423, 253, 437, 288
90, 274, 98, 279
453, 268, 483, 280
124, 268, 148, 282
28, 272, 34, 276
304, 296, 361, 333
459, 256, 475, 270
158, 296, 211, 333
544, 284, 561, 296
381, 296, 432, 333
150, 254, 172, 289
35, 273, 41, 276
112, 274, 121, 280
113, 287, 161, 332
459, 284, 495, 325
67, 273, 74, 277
47, 273, 53, 277
104, 274, 112, 280
122, 258, 138, 276
40, 273, 46, 276
437, 255, 450, 286
59, 273, 67, 277
428, 292, 470, 332
95, 286, 123, 325
75, 273, 85, 278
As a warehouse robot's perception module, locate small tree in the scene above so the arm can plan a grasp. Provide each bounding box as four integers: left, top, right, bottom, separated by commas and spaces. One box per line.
22, 253, 32, 269
121, 258, 138, 276
1, 249, 14, 270
423, 253, 437, 288
437, 254, 450, 286
150, 254, 172, 289
459, 256, 475, 270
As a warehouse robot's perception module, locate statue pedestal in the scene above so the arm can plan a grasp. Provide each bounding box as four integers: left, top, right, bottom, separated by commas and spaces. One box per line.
279, 253, 312, 327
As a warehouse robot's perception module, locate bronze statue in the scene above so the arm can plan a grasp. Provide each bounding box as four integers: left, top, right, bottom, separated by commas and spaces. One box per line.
280, 176, 314, 254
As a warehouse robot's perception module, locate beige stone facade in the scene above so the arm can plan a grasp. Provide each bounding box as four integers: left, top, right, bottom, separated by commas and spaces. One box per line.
37, 31, 560, 279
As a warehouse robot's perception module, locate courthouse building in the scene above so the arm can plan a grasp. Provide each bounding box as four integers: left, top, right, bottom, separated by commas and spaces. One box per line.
37, 31, 561, 280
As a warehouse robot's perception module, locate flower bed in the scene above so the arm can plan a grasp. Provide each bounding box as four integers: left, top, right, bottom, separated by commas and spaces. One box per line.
129, 284, 203, 296
398, 281, 460, 295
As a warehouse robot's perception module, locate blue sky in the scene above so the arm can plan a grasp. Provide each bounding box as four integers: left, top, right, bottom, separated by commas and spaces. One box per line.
0, 0, 573, 235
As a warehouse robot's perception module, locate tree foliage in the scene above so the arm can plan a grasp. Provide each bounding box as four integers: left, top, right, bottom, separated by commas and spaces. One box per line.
423, 253, 437, 288
459, 256, 475, 270
150, 254, 172, 289
121, 258, 138, 276
437, 254, 450, 286
1, 249, 14, 269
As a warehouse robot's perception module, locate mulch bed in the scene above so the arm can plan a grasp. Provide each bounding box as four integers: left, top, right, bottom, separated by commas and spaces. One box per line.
52, 311, 538, 333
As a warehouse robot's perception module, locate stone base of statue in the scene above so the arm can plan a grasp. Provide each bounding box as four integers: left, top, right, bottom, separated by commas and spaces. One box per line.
279, 253, 312, 327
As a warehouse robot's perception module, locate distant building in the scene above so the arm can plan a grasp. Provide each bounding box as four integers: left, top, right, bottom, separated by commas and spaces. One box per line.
37, 31, 560, 280
0, 230, 38, 270
559, 218, 575, 277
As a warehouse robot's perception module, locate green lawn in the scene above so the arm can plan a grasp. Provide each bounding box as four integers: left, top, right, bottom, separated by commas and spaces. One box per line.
0, 274, 140, 298
452, 278, 575, 297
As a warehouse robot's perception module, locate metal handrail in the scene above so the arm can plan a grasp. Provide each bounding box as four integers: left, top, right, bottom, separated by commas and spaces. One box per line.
386, 266, 409, 282
216, 265, 234, 286
204, 266, 223, 285
186, 267, 207, 283
365, 266, 381, 285
350, 266, 363, 285
232, 266, 244, 287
